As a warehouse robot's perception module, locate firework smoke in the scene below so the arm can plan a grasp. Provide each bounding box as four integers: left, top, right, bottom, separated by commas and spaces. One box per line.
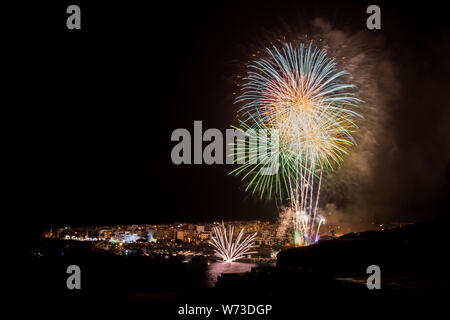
232, 17, 398, 239
308, 18, 395, 226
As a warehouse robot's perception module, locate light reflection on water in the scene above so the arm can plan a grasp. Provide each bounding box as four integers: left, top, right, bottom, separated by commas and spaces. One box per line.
206, 261, 257, 288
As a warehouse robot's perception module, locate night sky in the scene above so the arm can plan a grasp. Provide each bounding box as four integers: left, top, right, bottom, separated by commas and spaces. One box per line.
18, 0, 449, 237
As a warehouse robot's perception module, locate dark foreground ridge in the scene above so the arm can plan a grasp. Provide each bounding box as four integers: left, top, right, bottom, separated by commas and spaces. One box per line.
278, 217, 449, 281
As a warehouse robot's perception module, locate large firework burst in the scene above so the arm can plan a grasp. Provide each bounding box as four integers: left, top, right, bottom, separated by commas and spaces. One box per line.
233, 42, 362, 246
209, 222, 257, 262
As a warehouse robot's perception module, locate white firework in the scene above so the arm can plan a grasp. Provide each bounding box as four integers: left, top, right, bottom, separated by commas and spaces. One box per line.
209, 222, 258, 263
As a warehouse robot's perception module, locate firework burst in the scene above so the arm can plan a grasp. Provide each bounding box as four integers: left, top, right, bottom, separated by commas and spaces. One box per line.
209, 222, 257, 262
233, 42, 362, 246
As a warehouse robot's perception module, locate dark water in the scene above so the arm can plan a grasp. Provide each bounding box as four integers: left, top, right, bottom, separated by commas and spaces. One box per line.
206, 261, 257, 287
27, 239, 259, 300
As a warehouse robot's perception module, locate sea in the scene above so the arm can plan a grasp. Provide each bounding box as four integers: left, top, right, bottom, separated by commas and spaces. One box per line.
27, 239, 266, 301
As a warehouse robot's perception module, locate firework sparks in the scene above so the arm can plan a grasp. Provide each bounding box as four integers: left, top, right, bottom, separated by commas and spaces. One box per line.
209, 222, 257, 262
234, 42, 362, 246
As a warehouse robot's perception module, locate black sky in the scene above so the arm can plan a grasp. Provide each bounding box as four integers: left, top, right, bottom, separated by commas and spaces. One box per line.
17, 0, 449, 237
